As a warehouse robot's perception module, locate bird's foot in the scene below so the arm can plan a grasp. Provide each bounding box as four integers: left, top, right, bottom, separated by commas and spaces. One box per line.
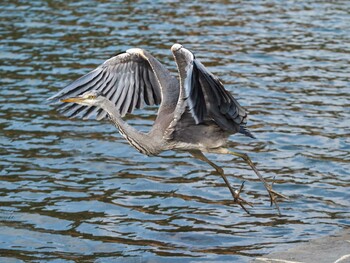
233, 181, 253, 214
266, 177, 288, 215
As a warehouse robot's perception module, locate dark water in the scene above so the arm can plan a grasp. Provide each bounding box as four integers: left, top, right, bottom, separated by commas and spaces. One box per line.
1, 0, 350, 262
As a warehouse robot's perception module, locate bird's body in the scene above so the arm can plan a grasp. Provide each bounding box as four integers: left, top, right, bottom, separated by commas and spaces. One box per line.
50, 43, 286, 214
75, 91, 230, 156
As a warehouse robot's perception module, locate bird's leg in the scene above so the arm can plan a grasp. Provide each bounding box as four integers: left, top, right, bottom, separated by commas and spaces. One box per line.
210, 148, 287, 215
189, 150, 253, 213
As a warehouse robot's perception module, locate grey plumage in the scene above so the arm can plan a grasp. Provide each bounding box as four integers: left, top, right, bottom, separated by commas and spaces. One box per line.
49, 43, 286, 214
50, 50, 163, 120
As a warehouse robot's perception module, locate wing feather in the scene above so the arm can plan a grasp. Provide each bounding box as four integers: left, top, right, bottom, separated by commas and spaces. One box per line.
129, 64, 140, 113
82, 105, 99, 120
96, 108, 106, 120
192, 59, 249, 132
48, 49, 164, 119
136, 64, 146, 108
142, 68, 151, 105
120, 72, 134, 116
170, 45, 253, 138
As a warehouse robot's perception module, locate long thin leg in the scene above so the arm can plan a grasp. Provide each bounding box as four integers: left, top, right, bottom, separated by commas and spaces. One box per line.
210, 148, 287, 215
189, 150, 253, 213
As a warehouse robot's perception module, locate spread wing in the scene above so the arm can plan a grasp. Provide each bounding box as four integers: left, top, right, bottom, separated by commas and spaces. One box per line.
169, 44, 254, 138
48, 48, 164, 120
190, 59, 248, 128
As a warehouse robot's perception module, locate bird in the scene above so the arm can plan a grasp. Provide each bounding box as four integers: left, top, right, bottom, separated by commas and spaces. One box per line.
49, 43, 286, 214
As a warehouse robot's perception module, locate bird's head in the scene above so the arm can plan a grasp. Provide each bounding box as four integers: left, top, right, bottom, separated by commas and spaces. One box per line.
60, 90, 104, 106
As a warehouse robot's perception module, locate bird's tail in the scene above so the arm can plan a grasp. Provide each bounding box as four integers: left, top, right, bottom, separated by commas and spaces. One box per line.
239, 125, 256, 139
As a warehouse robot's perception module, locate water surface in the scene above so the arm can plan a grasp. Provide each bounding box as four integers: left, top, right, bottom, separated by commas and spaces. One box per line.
1, 0, 349, 262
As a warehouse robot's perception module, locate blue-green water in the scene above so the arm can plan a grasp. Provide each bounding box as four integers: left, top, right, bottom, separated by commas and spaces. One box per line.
1, 1, 349, 262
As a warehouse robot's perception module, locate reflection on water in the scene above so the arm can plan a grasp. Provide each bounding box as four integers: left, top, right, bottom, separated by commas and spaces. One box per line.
1, 0, 349, 262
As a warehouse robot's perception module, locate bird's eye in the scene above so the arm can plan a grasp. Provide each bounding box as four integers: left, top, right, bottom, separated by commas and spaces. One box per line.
87, 95, 95, 99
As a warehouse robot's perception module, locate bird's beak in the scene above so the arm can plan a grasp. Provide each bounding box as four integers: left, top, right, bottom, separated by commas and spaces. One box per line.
60, 97, 85, 103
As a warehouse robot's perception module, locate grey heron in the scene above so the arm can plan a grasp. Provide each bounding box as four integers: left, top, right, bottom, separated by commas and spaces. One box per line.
49, 43, 286, 214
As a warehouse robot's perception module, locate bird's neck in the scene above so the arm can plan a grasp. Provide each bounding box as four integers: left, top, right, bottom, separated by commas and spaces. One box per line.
101, 99, 162, 156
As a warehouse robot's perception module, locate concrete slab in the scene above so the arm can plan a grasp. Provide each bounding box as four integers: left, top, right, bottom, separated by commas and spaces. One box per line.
252, 229, 350, 263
